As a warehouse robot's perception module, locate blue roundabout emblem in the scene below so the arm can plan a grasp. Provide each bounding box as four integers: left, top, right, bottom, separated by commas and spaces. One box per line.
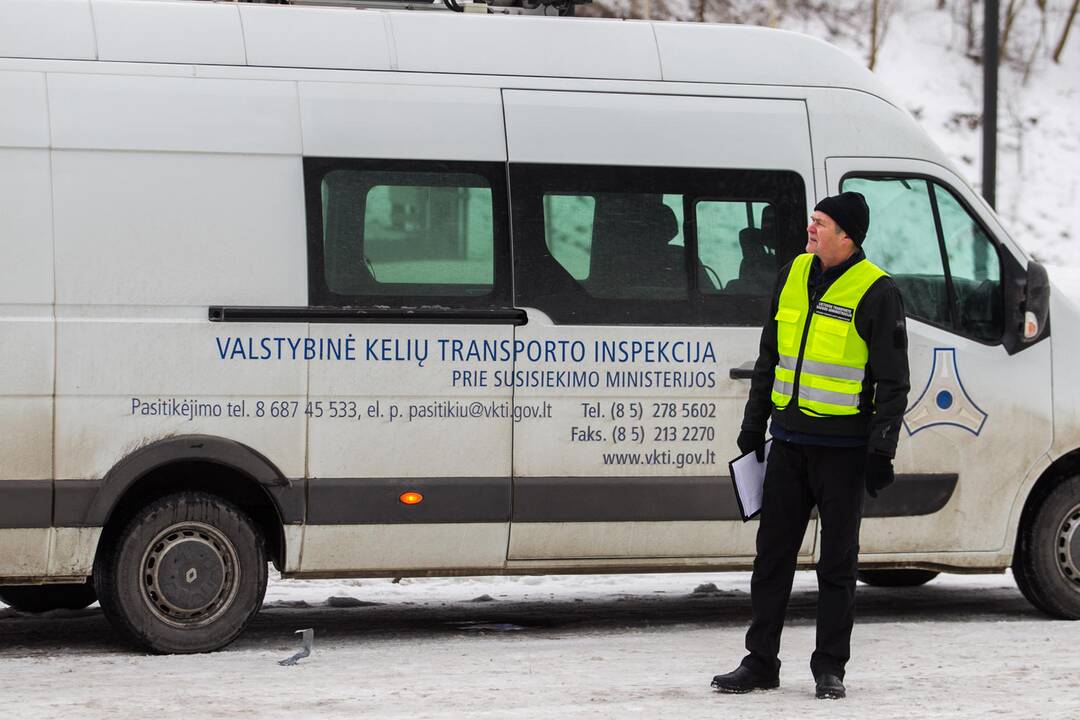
903, 348, 987, 436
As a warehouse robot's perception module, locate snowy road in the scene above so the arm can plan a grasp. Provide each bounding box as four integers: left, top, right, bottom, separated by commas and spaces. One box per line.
2, 570, 1077, 719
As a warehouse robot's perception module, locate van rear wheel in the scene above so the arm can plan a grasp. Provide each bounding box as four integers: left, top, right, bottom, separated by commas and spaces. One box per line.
0, 581, 97, 613
1013, 476, 1080, 619
856, 569, 939, 587
95, 491, 267, 653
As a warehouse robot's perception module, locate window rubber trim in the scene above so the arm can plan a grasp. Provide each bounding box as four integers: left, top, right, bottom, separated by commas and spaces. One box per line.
209, 306, 527, 325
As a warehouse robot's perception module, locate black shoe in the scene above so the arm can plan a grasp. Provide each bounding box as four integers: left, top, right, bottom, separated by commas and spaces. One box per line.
815, 674, 846, 700
711, 665, 780, 694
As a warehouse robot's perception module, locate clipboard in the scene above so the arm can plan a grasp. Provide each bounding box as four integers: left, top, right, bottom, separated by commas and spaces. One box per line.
728, 439, 772, 522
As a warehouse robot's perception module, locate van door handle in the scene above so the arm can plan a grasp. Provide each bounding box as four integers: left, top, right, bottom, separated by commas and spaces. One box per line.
729, 362, 756, 380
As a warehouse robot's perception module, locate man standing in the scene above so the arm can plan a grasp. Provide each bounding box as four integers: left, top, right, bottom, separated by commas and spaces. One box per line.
711, 192, 910, 700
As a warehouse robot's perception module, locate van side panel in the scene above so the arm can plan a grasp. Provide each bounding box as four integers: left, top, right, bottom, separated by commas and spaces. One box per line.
51, 150, 309, 480
47, 73, 301, 156
0, 71, 54, 578
0, 149, 54, 479
818, 152, 1053, 561
299, 83, 505, 161
503, 91, 812, 171
297, 82, 514, 574
45, 70, 309, 557
503, 91, 816, 561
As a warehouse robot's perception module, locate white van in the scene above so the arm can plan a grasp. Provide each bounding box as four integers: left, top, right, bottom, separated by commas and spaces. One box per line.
1, 0, 1076, 653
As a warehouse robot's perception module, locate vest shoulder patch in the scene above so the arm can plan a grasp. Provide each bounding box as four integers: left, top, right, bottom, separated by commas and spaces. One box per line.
814, 301, 854, 322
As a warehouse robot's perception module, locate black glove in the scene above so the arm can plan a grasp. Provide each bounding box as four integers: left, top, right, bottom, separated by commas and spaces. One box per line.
865, 452, 895, 498
737, 430, 766, 462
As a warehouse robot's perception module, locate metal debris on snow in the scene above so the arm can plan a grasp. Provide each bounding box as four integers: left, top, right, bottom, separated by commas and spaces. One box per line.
278, 628, 314, 666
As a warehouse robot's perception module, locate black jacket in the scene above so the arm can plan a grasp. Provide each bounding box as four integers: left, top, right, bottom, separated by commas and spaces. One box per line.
741, 250, 911, 458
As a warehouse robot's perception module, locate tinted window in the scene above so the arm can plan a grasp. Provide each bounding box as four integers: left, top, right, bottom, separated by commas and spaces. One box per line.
305, 158, 510, 308
934, 185, 1002, 342
543, 192, 689, 301
843, 177, 950, 327
513, 164, 806, 326
697, 200, 774, 294
544, 194, 595, 281
842, 175, 1003, 342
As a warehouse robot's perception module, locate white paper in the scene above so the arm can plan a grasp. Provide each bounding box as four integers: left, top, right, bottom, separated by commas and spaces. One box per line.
729, 439, 771, 521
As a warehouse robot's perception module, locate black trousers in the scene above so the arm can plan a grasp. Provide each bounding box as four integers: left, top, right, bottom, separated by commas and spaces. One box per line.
741, 439, 866, 681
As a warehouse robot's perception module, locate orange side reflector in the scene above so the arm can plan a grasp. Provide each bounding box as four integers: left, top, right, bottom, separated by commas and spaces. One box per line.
399, 491, 423, 505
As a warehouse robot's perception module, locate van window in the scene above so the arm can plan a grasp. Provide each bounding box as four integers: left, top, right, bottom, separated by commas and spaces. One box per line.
544, 194, 595, 281
305, 158, 511, 308
696, 200, 774, 293
513, 164, 806, 326
841, 177, 950, 327
934, 185, 1003, 342
542, 192, 690, 301
842, 175, 1002, 342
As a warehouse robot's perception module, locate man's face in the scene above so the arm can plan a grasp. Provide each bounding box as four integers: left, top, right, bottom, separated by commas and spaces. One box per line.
806, 211, 855, 267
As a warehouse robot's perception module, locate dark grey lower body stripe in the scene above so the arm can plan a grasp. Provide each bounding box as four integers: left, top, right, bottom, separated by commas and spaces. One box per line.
53, 479, 103, 526
513, 476, 744, 523
0, 480, 51, 528
513, 473, 957, 523
2, 473, 958, 529
307, 477, 510, 525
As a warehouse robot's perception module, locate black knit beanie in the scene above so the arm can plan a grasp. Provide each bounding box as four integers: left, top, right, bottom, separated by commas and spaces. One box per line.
814, 192, 870, 245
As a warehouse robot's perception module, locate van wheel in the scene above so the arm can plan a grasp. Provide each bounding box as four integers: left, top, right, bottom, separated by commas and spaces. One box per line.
1013, 476, 1080, 619
856, 569, 939, 587
0, 581, 97, 613
95, 492, 267, 653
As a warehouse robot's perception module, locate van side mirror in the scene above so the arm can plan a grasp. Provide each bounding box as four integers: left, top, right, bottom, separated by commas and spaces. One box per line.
1021, 261, 1050, 342
1004, 259, 1050, 353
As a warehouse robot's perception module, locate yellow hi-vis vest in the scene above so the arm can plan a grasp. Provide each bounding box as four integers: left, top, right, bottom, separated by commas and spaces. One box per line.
771, 253, 888, 416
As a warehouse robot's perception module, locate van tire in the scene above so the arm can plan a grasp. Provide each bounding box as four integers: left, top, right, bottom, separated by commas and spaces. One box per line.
856, 569, 939, 587
0, 581, 97, 613
1013, 476, 1080, 619
95, 492, 267, 653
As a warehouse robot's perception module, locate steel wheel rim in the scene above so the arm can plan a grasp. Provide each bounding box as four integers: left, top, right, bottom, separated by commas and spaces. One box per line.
140, 521, 241, 628
1055, 501, 1080, 593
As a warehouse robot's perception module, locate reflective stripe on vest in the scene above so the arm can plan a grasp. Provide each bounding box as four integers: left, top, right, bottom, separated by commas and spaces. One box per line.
770, 253, 888, 417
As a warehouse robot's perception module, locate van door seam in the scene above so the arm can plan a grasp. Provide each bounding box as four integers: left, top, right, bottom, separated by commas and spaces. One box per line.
382, 12, 399, 72
234, 3, 250, 66
648, 22, 665, 80
86, 0, 100, 61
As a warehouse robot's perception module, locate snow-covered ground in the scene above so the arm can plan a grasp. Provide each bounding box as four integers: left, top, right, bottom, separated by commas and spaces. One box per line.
2, 570, 1077, 719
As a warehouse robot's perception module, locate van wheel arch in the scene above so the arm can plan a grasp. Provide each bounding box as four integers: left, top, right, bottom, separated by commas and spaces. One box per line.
90, 435, 299, 572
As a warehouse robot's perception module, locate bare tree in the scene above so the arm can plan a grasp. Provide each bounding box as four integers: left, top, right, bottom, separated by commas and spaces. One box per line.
964, 0, 979, 58
1000, 0, 1026, 58
868, 0, 894, 70
1021, 0, 1048, 83
1052, 0, 1080, 62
